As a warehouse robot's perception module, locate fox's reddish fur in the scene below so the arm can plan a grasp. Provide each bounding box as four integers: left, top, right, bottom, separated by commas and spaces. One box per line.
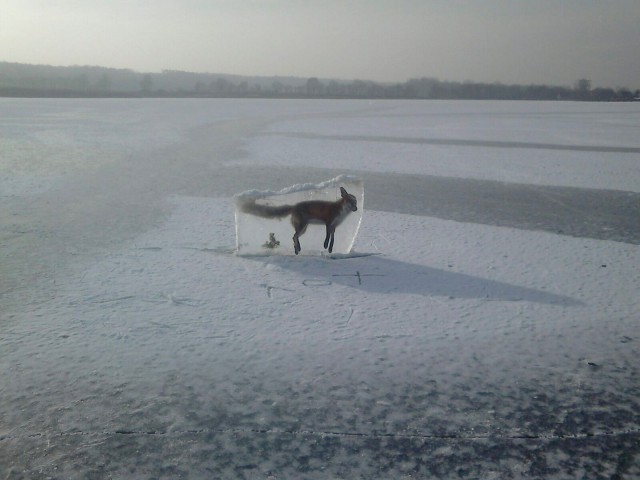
240, 187, 358, 254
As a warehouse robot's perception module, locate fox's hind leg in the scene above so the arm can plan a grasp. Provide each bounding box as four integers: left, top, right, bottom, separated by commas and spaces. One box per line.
293, 232, 301, 255
291, 215, 308, 255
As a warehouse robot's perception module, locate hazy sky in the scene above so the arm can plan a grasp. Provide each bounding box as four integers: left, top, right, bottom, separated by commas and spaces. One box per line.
2, 0, 638, 88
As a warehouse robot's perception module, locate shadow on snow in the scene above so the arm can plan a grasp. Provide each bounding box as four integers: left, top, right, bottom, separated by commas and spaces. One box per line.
244, 253, 583, 306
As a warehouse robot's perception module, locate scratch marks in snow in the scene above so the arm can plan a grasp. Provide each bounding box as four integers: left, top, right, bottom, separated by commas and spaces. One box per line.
87, 295, 135, 304
327, 308, 361, 342
302, 279, 332, 287
260, 284, 294, 298
86, 292, 203, 307
345, 307, 355, 326
332, 270, 385, 285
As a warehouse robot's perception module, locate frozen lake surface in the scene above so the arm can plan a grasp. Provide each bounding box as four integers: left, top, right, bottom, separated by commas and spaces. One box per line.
1, 99, 639, 478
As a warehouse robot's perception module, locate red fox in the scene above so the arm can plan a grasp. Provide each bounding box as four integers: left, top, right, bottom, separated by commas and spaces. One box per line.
239, 187, 358, 254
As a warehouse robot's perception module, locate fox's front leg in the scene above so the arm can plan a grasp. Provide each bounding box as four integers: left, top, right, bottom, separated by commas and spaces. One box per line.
324, 224, 335, 253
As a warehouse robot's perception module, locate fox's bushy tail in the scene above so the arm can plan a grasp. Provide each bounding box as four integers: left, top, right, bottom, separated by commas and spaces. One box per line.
236, 198, 292, 218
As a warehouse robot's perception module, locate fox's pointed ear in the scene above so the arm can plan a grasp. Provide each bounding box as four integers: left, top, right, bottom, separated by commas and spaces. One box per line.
340, 187, 348, 197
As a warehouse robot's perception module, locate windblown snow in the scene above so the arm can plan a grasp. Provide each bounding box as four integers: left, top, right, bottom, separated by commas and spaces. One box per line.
1, 99, 639, 479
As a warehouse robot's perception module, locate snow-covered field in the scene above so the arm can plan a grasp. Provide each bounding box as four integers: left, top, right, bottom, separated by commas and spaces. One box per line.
1, 99, 639, 478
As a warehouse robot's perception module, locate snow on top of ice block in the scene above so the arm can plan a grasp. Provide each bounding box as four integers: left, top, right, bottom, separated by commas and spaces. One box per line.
234, 175, 362, 201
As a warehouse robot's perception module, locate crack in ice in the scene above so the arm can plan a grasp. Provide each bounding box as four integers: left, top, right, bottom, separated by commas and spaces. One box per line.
4, 427, 639, 443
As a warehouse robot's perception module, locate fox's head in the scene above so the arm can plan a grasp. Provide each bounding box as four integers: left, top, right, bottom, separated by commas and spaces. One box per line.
340, 187, 357, 212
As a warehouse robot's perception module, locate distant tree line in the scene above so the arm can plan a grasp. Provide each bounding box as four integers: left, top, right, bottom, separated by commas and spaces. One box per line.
1, 61, 638, 101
